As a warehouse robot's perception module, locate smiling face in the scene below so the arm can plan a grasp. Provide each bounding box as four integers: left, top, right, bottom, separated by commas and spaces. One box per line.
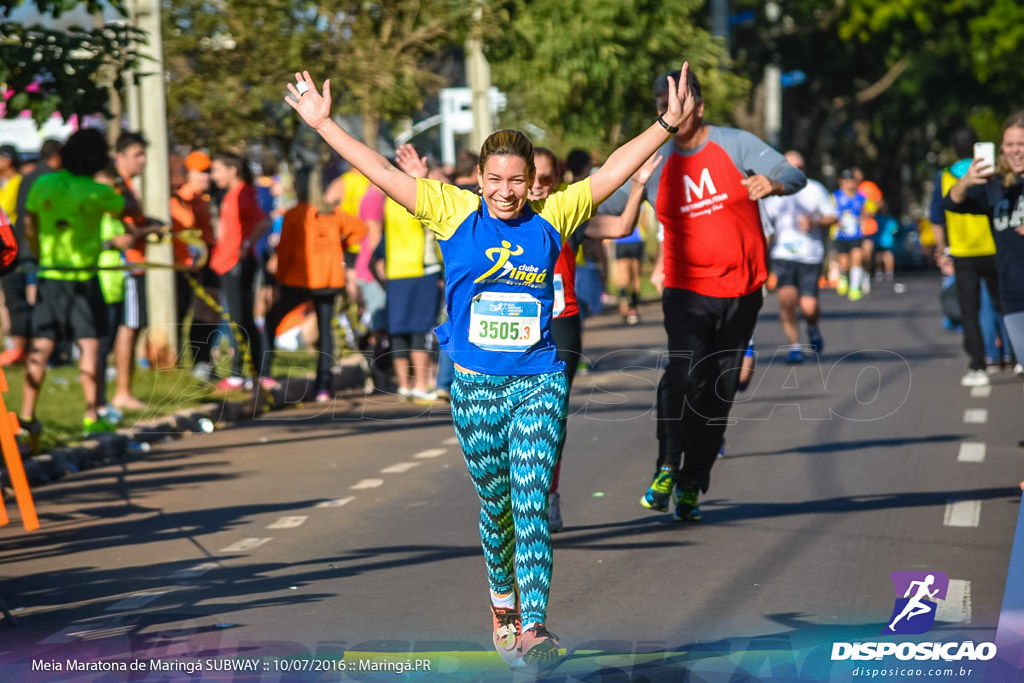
479, 154, 532, 220
1001, 125, 1024, 175
529, 153, 557, 201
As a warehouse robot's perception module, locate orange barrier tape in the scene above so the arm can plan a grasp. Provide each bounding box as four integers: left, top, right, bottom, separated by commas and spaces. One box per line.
0, 368, 38, 531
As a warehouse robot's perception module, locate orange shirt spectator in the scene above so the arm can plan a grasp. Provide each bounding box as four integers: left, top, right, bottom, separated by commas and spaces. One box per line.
274, 202, 367, 290
209, 182, 265, 276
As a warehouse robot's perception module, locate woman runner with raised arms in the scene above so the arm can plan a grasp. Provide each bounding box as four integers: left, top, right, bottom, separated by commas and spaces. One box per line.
285, 65, 694, 672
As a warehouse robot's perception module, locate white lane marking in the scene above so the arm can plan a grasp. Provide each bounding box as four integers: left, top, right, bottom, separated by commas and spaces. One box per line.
350, 479, 384, 490
957, 443, 987, 463
969, 385, 992, 398
944, 500, 981, 527
168, 562, 219, 580
107, 588, 185, 611
963, 408, 988, 424
415, 448, 448, 459
935, 579, 972, 624
316, 497, 355, 508
267, 516, 308, 529
219, 538, 272, 553
441, 437, 459, 445
381, 462, 421, 474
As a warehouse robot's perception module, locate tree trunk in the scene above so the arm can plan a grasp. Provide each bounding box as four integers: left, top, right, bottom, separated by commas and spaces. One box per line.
362, 107, 380, 153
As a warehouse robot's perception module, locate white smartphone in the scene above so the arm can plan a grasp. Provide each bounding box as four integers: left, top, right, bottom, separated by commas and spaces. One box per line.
974, 142, 996, 172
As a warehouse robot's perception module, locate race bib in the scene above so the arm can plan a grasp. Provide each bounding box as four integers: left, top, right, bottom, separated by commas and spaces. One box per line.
552, 274, 566, 317
468, 292, 542, 352
839, 212, 859, 237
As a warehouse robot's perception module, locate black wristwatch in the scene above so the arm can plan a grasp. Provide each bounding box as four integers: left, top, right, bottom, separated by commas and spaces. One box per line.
657, 115, 679, 134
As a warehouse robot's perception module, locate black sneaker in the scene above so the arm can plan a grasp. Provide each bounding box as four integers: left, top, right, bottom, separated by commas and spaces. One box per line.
514, 624, 560, 671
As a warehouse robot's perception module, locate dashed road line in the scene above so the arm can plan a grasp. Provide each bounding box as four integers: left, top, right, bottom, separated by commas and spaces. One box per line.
957, 442, 987, 463
316, 497, 356, 508
41, 624, 134, 644
267, 516, 308, 529
441, 437, 459, 446
969, 385, 992, 398
168, 562, 219, 580
936, 579, 972, 624
107, 588, 186, 612
944, 500, 982, 528
963, 408, 988, 424
381, 462, 421, 474
220, 538, 273, 553
414, 448, 448, 459
351, 479, 384, 490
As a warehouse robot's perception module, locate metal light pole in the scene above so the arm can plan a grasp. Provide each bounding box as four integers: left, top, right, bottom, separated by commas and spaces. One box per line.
130, 0, 177, 357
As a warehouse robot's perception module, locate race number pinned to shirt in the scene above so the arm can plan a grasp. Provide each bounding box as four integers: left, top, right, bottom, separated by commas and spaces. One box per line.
552, 274, 566, 317
469, 292, 542, 352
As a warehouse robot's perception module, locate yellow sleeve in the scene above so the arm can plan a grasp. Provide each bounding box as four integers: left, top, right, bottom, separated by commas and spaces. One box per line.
413, 178, 481, 240
535, 177, 594, 242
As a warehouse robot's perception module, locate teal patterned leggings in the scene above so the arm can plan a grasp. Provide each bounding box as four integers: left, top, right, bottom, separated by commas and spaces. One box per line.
450, 369, 568, 627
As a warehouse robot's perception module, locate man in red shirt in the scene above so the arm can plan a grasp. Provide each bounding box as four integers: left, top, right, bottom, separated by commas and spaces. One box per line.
601, 68, 805, 522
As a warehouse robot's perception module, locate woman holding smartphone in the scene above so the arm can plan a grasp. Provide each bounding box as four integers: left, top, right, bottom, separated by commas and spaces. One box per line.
945, 112, 1024, 376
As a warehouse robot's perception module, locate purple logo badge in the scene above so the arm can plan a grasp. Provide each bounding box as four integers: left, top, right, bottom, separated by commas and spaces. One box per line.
883, 571, 949, 635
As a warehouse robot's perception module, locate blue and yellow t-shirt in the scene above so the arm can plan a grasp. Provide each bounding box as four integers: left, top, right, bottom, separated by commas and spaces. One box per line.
414, 177, 593, 375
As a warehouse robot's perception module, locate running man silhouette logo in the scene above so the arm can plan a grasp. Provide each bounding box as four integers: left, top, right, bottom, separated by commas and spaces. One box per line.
474, 240, 524, 283
883, 571, 949, 635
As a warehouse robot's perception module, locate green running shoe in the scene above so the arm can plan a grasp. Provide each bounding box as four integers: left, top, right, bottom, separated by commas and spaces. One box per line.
640, 466, 675, 512
674, 486, 702, 522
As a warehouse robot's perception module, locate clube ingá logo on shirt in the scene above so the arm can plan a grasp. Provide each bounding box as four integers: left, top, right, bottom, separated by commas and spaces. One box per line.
473, 240, 548, 287
883, 571, 949, 635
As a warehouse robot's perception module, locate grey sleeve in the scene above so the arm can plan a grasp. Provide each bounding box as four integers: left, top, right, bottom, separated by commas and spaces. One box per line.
714, 127, 806, 195
595, 182, 634, 217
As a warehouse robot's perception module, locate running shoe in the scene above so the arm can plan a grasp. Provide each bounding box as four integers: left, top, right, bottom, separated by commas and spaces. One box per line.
625, 311, 640, 326
960, 369, 990, 387
836, 276, 849, 296
847, 288, 863, 302
490, 597, 521, 664
548, 491, 564, 532
315, 391, 331, 403
786, 348, 804, 364
674, 486, 702, 522
398, 386, 413, 400
514, 624, 560, 671
82, 416, 117, 435
807, 327, 824, 354
640, 466, 675, 512
215, 377, 245, 392
410, 388, 438, 404
18, 415, 42, 437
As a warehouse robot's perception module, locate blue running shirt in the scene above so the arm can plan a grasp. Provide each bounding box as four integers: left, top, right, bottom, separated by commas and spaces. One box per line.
414, 177, 593, 375
833, 190, 868, 241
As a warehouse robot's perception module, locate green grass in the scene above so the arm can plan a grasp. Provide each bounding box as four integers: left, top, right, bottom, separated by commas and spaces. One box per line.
1, 348, 330, 453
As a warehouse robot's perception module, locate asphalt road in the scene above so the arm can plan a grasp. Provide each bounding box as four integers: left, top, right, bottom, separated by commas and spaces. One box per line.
0, 273, 1021, 682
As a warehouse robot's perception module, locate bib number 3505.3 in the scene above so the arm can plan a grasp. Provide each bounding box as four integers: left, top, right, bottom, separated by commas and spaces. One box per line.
468, 292, 542, 352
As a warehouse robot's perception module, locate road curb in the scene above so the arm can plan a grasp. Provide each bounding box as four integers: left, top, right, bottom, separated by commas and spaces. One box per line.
5, 358, 366, 489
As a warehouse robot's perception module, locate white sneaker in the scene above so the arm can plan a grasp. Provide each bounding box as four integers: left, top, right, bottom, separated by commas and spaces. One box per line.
960, 370, 991, 387
1016, 364, 1024, 377
410, 388, 438, 403
398, 386, 413, 399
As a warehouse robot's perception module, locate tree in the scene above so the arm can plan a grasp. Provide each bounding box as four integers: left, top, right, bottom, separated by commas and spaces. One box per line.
163, 0, 471, 156
162, 0, 309, 152
0, 0, 146, 124
727, 0, 1024, 217
487, 0, 746, 156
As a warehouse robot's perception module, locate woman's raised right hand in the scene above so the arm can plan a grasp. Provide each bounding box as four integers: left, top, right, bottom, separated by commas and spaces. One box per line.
286, 71, 332, 131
